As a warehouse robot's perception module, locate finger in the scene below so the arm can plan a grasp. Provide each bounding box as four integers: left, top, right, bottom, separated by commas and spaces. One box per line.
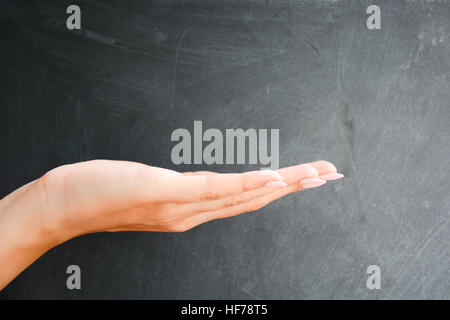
183, 183, 304, 229
276, 163, 320, 185
307, 160, 344, 180
161, 169, 284, 202
181, 161, 338, 180
176, 161, 342, 230
179, 164, 318, 215
307, 160, 336, 175
178, 161, 340, 202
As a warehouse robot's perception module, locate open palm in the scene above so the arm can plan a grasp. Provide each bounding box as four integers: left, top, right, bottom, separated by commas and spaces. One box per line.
27, 160, 343, 241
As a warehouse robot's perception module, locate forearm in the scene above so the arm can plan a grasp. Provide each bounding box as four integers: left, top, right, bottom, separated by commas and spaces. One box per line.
0, 181, 63, 290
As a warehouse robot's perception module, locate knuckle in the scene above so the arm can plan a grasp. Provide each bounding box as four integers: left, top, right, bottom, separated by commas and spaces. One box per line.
246, 198, 268, 213
238, 174, 247, 192
202, 189, 220, 201
224, 194, 246, 207
202, 176, 221, 200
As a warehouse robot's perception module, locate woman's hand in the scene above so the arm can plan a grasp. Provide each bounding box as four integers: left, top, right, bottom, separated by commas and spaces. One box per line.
0, 159, 343, 289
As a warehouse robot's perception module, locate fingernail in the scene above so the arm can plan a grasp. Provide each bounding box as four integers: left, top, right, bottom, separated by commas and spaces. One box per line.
264, 181, 288, 188
319, 173, 344, 181
259, 170, 282, 180
300, 178, 327, 189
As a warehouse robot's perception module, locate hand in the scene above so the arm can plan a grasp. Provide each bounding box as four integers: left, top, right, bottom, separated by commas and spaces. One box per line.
0, 159, 343, 289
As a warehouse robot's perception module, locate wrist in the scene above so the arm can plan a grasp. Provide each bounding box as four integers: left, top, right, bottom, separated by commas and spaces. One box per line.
0, 180, 68, 251
0, 186, 60, 289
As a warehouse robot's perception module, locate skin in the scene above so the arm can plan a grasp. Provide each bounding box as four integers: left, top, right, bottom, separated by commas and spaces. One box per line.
0, 159, 343, 290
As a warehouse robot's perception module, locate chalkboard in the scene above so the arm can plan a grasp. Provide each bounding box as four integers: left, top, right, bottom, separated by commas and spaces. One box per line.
0, 0, 449, 299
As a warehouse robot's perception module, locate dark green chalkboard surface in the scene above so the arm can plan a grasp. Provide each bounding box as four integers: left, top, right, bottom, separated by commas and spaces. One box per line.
0, 0, 449, 299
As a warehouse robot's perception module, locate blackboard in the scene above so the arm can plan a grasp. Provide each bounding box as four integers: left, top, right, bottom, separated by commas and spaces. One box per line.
0, 0, 449, 299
